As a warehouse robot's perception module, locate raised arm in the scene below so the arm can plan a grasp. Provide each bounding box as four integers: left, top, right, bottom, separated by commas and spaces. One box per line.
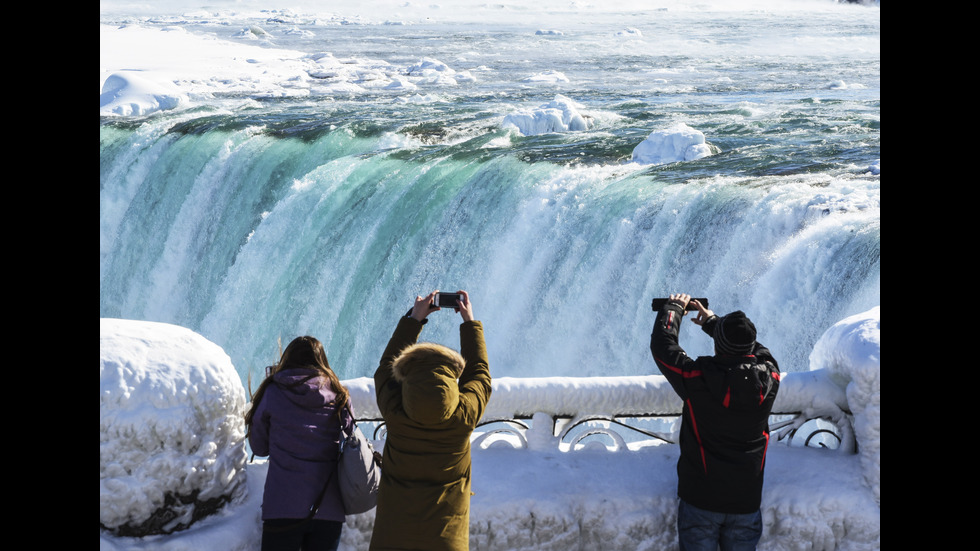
457, 319, 491, 427
650, 293, 698, 399
374, 293, 437, 415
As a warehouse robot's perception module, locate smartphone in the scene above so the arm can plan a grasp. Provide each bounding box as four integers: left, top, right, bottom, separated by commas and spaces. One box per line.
651, 298, 709, 311
434, 292, 463, 309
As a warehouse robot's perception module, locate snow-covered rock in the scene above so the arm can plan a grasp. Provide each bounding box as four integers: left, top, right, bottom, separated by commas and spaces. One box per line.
809, 306, 880, 504
100, 319, 249, 537
501, 94, 591, 136
520, 70, 569, 84
631, 123, 713, 165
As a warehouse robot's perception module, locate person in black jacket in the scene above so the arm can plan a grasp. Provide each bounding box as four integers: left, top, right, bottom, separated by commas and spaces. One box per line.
650, 293, 780, 551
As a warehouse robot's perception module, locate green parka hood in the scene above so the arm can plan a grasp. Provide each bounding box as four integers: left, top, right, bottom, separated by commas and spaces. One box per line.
391, 342, 465, 425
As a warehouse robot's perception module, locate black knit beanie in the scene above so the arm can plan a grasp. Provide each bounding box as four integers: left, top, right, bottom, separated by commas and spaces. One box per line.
713, 311, 757, 355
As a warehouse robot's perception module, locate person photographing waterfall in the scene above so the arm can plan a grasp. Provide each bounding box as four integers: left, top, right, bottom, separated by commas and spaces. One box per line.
369, 290, 492, 551
650, 293, 781, 551
244, 336, 356, 551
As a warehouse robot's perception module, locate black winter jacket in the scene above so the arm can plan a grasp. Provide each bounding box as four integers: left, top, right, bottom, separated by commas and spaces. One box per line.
650, 303, 780, 514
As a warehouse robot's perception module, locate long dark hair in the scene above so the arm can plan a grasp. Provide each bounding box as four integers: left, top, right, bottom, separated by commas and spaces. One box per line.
244, 336, 349, 437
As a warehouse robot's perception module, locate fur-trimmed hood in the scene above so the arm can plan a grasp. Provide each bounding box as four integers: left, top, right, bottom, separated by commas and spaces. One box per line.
391, 342, 465, 425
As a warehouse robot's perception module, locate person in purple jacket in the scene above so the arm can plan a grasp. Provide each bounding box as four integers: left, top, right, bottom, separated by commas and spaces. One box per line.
244, 335, 356, 551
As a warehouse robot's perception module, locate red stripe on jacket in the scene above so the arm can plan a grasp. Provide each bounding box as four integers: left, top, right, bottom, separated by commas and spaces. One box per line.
761, 430, 770, 472
686, 398, 708, 474
654, 356, 702, 378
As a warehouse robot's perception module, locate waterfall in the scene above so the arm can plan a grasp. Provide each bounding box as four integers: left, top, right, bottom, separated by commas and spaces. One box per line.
100, 116, 880, 383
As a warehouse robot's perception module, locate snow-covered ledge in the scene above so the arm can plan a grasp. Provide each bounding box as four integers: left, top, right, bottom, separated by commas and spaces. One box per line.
345, 367, 854, 453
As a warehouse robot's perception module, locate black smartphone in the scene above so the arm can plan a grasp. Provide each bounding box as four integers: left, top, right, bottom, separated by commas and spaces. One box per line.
434, 292, 462, 308
651, 298, 709, 311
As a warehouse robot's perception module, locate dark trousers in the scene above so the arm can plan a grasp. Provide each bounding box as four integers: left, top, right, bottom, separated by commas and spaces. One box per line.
261, 519, 343, 551
677, 499, 763, 551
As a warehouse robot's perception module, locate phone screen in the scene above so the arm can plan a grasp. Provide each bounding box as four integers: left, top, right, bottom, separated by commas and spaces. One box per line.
436, 293, 461, 307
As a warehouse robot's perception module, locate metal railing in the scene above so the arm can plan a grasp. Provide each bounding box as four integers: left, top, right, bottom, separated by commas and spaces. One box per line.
343, 370, 854, 453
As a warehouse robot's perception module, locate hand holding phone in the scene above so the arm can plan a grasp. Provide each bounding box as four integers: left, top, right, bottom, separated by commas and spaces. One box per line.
651, 297, 709, 311
433, 290, 474, 322
411, 291, 439, 322
434, 292, 462, 309
454, 290, 474, 322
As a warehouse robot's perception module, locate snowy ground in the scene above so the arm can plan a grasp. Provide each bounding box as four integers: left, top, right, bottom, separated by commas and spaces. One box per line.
100, 307, 880, 551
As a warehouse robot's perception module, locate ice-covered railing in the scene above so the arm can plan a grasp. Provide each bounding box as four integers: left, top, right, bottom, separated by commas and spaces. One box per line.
343, 369, 854, 453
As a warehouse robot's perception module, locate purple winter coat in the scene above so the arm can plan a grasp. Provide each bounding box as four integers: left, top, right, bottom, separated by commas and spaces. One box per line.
248, 367, 355, 522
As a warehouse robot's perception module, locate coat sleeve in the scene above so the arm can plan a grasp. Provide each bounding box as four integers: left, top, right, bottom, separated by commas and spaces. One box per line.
341, 399, 357, 435
650, 303, 697, 400
457, 320, 492, 428
753, 342, 779, 372
247, 387, 273, 457
374, 315, 424, 417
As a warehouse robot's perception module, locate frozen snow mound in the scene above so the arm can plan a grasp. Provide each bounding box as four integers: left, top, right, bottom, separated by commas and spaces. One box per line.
521, 70, 569, 84
406, 57, 459, 85
616, 27, 643, 37
501, 95, 592, 136
100, 318, 249, 537
631, 123, 713, 165
809, 306, 880, 505
100, 71, 188, 117
407, 57, 455, 76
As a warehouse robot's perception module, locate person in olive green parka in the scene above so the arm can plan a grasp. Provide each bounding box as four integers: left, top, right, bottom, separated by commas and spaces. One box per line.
370, 290, 492, 551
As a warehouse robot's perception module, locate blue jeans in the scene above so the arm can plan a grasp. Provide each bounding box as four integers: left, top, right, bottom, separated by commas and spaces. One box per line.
261, 519, 343, 551
677, 499, 763, 551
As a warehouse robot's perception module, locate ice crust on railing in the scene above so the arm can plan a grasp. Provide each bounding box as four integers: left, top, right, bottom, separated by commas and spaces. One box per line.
345, 370, 850, 431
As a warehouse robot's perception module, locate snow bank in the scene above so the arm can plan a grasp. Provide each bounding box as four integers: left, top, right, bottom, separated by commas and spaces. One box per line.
631, 123, 714, 165
100, 24, 314, 116
100, 71, 188, 117
809, 306, 880, 504
101, 26, 481, 117
100, 318, 249, 538
501, 95, 592, 136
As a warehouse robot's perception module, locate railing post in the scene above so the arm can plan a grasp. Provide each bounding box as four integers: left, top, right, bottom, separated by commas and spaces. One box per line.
525, 412, 558, 451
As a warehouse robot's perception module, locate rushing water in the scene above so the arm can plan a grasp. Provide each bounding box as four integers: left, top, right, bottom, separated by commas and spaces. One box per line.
100, 1, 880, 383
